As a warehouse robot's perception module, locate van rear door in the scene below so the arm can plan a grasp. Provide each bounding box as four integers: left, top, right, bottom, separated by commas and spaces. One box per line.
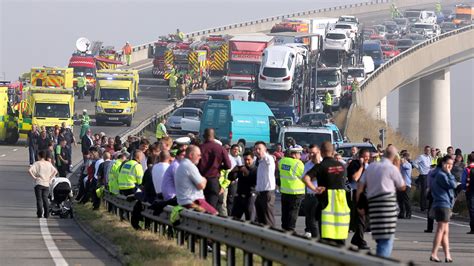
200, 101, 231, 142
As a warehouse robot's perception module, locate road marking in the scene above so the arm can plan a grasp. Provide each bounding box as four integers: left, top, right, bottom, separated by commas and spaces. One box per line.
39, 218, 68, 266
13, 148, 18, 152
1, 154, 5, 157
412, 214, 470, 228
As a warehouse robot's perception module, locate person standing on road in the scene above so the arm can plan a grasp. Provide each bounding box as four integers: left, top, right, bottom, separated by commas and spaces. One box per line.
414, 146, 432, 212
197, 128, 232, 209
301, 144, 322, 239
155, 118, 168, 141
323, 89, 333, 116
80, 110, 90, 139
357, 148, 405, 258
461, 153, 474, 234
76, 74, 87, 99
60, 122, 75, 172
278, 147, 305, 232
168, 73, 178, 99
55, 139, 70, 177
254, 141, 276, 227
430, 155, 456, 263
398, 152, 413, 219
27, 124, 40, 166
122, 41, 132, 66
226, 144, 243, 215
230, 151, 257, 221
304, 141, 349, 247
29, 150, 58, 218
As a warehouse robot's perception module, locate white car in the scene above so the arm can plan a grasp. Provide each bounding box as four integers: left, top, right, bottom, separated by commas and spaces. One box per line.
334, 22, 358, 40
323, 29, 352, 53
338, 15, 359, 25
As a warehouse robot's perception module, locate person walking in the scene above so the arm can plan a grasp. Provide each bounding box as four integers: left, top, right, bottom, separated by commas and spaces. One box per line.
304, 141, 349, 247
398, 152, 413, 219
27, 124, 40, 166
197, 128, 232, 209
323, 89, 333, 116
175, 145, 217, 214
77, 74, 87, 99
254, 141, 276, 227
357, 149, 405, 258
122, 41, 132, 66
278, 147, 305, 232
230, 151, 257, 221
80, 110, 90, 139
430, 156, 456, 263
347, 148, 371, 250
155, 118, 168, 141
414, 146, 432, 212
117, 150, 145, 196
29, 150, 58, 218
301, 144, 322, 239
461, 153, 474, 234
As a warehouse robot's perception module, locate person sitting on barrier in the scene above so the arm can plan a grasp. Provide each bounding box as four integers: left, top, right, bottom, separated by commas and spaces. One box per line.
117, 150, 145, 196
108, 152, 129, 196
175, 145, 218, 215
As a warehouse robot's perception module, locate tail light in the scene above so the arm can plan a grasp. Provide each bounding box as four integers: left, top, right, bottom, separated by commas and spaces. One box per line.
259, 74, 266, 80
282, 76, 291, 81
229, 131, 233, 140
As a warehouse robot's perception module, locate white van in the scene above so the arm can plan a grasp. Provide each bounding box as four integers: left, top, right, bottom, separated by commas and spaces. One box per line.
258, 44, 306, 91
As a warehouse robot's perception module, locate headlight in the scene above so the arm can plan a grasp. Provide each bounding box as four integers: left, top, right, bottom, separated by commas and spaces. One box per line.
124, 107, 131, 113
96, 106, 104, 113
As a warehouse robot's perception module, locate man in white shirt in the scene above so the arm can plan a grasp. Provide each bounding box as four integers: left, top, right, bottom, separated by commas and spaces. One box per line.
254, 141, 276, 226
414, 145, 432, 211
152, 151, 171, 196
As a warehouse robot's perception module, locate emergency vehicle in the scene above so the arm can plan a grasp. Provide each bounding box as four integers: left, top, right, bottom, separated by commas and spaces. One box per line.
0, 82, 19, 144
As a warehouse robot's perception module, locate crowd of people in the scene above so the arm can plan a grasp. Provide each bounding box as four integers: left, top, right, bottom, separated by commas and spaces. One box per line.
26, 118, 474, 261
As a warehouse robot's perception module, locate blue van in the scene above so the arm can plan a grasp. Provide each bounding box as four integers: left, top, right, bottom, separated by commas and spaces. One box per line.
363, 40, 384, 69
199, 100, 279, 145
323, 123, 344, 146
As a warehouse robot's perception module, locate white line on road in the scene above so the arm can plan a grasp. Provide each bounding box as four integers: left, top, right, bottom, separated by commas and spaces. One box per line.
13, 148, 18, 152
412, 214, 470, 228
0, 154, 5, 157
39, 218, 68, 266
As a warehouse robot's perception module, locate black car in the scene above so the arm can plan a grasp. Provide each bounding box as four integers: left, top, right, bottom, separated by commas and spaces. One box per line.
440, 22, 456, 34
405, 33, 426, 45
395, 39, 414, 51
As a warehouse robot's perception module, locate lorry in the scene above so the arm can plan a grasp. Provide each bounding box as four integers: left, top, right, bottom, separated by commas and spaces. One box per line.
271, 21, 309, 33
94, 70, 139, 126
453, 4, 473, 26
313, 66, 343, 108
0, 82, 19, 144
225, 34, 274, 88
283, 17, 338, 39
202, 35, 230, 75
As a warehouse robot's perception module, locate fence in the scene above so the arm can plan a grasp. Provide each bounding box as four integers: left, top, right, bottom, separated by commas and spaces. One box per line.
103, 192, 404, 266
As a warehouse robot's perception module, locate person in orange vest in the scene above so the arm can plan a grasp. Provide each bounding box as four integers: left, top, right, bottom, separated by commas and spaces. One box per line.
122, 41, 132, 66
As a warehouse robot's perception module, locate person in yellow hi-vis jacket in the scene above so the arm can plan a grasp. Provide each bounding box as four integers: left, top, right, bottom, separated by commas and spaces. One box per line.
117, 150, 145, 196
303, 141, 350, 246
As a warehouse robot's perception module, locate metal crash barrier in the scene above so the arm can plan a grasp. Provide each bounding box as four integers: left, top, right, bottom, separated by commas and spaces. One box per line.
103, 191, 404, 266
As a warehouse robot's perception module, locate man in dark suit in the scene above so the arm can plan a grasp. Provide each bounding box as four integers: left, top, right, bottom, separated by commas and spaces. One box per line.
81, 129, 94, 163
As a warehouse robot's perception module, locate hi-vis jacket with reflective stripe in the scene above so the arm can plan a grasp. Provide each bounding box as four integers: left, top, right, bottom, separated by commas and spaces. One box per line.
117, 160, 144, 190
321, 189, 350, 240
278, 157, 305, 195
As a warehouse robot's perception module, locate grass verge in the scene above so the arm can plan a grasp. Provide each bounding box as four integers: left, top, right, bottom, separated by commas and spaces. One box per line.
75, 203, 206, 266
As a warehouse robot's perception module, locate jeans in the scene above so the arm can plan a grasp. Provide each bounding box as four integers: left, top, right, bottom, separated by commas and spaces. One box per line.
375, 236, 394, 258
304, 194, 321, 238
467, 191, 474, 232
29, 146, 37, 165
281, 194, 304, 231
34, 185, 49, 218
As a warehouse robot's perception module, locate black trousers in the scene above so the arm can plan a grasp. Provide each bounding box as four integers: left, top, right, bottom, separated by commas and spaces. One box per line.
397, 186, 412, 218
90, 179, 100, 210
204, 177, 220, 209
57, 164, 68, 177
231, 193, 256, 221
226, 181, 237, 215
34, 185, 49, 218
426, 194, 434, 232
467, 191, 474, 232
255, 190, 275, 227
350, 192, 368, 247
120, 188, 136, 196
418, 175, 427, 211
281, 193, 304, 231
304, 194, 321, 238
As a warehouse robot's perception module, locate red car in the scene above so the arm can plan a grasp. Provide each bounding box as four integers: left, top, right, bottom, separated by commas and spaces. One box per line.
381, 45, 400, 58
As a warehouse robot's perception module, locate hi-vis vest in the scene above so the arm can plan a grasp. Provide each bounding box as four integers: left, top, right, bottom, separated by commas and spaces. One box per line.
155, 123, 167, 139
278, 157, 305, 195
117, 160, 143, 190
108, 159, 123, 195
321, 189, 350, 240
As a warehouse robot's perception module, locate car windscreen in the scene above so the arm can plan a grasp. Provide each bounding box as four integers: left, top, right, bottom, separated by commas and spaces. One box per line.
404, 11, 420, 18
284, 132, 332, 147
337, 145, 377, 157
326, 33, 346, 40
262, 67, 287, 78
316, 71, 340, 87
73, 67, 95, 76
397, 40, 413, 46
183, 98, 207, 109
99, 88, 130, 101
363, 49, 382, 60
35, 103, 70, 118
299, 113, 327, 124
172, 109, 199, 118
335, 24, 352, 29
228, 62, 259, 75
255, 90, 293, 105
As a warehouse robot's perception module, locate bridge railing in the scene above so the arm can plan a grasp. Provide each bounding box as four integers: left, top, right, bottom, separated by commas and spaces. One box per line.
359, 24, 474, 93
103, 191, 404, 266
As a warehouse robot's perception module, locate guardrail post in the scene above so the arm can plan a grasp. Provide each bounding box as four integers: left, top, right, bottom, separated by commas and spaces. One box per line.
177, 230, 185, 246
188, 234, 196, 253
212, 242, 221, 266
153, 221, 158, 233
160, 224, 166, 236
199, 237, 208, 259
226, 246, 235, 266
262, 258, 272, 266
243, 252, 253, 266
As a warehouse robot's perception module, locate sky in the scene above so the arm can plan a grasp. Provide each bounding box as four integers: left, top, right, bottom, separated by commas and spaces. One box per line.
1, 0, 472, 150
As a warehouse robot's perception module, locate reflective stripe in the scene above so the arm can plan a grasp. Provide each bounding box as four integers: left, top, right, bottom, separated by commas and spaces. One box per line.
279, 174, 300, 180
321, 221, 350, 226
321, 189, 350, 240
322, 211, 350, 217
278, 157, 305, 195
280, 187, 306, 194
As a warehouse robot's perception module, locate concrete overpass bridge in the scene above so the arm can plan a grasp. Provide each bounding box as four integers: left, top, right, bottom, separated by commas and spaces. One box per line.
355, 25, 474, 149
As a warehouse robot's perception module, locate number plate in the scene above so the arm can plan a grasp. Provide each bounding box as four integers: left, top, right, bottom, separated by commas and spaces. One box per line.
108, 117, 119, 121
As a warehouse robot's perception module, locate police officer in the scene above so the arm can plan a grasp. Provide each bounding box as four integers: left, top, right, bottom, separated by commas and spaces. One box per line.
323, 89, 333, 116
117, 150, 145, 196
304, 141, 349, 246
155, 118, 168, 141
278, 147, 305, 232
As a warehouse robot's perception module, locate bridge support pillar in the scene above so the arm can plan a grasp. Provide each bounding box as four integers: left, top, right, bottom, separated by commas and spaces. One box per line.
398, 80, 420, 144
419, 69, 451, 149
371, 96, 387, 122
